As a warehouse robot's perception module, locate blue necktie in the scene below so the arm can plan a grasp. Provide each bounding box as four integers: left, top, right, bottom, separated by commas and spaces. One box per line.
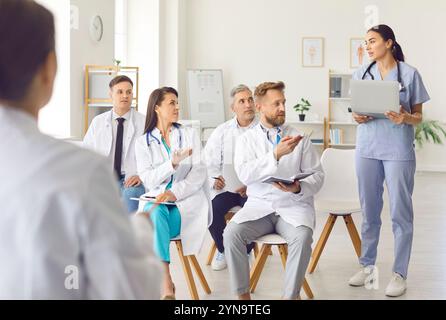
276, 133, 281, 145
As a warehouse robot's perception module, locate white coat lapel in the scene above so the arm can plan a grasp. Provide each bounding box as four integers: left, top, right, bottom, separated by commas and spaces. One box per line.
256, 124, 271, 154
123, 109, 135, 159
104, 110, 113, 155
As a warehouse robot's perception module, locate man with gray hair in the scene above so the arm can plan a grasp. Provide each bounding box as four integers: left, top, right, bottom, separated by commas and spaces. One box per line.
204, 84, 258, 271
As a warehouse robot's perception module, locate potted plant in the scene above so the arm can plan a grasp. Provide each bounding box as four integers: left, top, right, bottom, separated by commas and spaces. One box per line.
293, 98, 312, 121
415, 120, 446, 148
113, 58, 121, 67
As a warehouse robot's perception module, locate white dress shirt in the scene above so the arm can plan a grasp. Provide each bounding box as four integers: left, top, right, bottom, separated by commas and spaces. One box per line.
204, 116, 258, 199
0, 105, 161, 299
232, 122, 325, 231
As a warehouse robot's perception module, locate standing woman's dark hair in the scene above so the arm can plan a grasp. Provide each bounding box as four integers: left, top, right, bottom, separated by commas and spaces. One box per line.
144, 87, 179, 134
368, 24, 405, 62
0, 0, 55, 101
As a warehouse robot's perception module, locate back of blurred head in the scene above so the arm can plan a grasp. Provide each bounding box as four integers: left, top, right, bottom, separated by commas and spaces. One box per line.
0, 0, 56, 116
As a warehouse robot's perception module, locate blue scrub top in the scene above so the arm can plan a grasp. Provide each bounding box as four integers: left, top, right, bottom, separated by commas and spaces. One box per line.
352, 62, 430, 161
161, 137, 173, 190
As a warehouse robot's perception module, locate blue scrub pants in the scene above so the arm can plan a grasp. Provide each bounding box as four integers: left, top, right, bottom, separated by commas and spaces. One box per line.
144, 202, 181, 263
356, 155, 416, 278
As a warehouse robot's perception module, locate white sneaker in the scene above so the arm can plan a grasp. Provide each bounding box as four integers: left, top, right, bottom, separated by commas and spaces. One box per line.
385, 273, 406, 297
348, 266, 375, 287
211, 252, 227, 271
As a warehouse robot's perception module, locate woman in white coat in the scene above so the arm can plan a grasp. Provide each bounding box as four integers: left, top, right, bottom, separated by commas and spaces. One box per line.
135, 87, 211, 299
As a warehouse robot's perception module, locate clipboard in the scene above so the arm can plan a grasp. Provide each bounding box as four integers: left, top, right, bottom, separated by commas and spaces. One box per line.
130, 196, 176, 206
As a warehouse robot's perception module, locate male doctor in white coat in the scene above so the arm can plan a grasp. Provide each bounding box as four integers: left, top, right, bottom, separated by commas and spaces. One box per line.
204, 84, 258, 271
223, 81, 324, 300
0, 0, 160, 299
83, 75, 145, 213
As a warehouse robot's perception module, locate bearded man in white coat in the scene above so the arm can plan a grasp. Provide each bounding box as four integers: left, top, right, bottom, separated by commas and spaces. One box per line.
223, 81, 324, 300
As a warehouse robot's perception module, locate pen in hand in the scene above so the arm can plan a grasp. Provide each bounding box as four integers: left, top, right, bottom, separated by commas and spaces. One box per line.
212, 175, 226, 190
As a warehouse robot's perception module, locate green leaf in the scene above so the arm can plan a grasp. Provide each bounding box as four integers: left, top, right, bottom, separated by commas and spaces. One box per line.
415, 120, 446, 148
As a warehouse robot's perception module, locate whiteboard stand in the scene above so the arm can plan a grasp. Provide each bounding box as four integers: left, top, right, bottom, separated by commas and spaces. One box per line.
187, 69, 226, 137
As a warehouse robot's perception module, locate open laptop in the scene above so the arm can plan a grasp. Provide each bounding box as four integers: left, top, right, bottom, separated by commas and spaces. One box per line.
350, 80, 400, 118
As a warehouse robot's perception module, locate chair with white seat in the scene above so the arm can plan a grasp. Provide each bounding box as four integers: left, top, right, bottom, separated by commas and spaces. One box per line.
249, 233, 314, 299
171, 236, 211, 300
308, 147, 362, 273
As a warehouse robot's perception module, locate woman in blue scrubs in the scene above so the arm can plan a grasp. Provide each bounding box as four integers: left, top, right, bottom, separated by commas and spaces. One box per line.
348, 25, 430, 297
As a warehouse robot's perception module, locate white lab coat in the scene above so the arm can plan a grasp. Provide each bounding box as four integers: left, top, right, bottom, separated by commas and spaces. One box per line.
0, 105, 161, 299
135, 125, 212, 256
204, 117, 258, 200
83, 109, 145, 179
233, 123, 324, 231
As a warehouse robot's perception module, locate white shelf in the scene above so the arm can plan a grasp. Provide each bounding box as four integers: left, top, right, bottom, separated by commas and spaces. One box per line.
88, 69, 138, 74
329, 72, 352, 77
329, 122, 357, 126
329, 97, 351, 101
88, 104, 137, 108
290, 121, 324, 125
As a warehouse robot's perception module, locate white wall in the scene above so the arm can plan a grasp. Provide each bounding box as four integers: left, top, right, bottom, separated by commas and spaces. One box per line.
36, 0, 70, 138
182, 0, 446, 171
70, 0, 115, 139
127, 0, 160, 115
114, 0, 128, 64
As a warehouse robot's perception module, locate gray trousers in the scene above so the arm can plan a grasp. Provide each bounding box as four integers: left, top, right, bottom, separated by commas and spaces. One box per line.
223, 213, 313, 299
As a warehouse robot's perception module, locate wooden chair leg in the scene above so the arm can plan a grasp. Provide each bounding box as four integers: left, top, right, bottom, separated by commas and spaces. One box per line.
279, 244, 314, 299
189, 255, 211, 294
343, 215, 362, 257
249, 244, 271, 293
302, 278, 314, 299
174, 240, 199, 300
277, 244, 288, 268
253, 242, 259, 258
308, 214, 337, 273
206, 242, 217, 265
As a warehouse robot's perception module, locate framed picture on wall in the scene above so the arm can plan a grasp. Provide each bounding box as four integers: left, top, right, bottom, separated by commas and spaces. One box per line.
302, 37, 324, 67
350, 38, 367, 69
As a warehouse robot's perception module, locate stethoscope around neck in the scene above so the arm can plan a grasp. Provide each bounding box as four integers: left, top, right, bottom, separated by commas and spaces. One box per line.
362, 61, 406, 92
146, 123, 183, 149
260, 124, 282, 146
